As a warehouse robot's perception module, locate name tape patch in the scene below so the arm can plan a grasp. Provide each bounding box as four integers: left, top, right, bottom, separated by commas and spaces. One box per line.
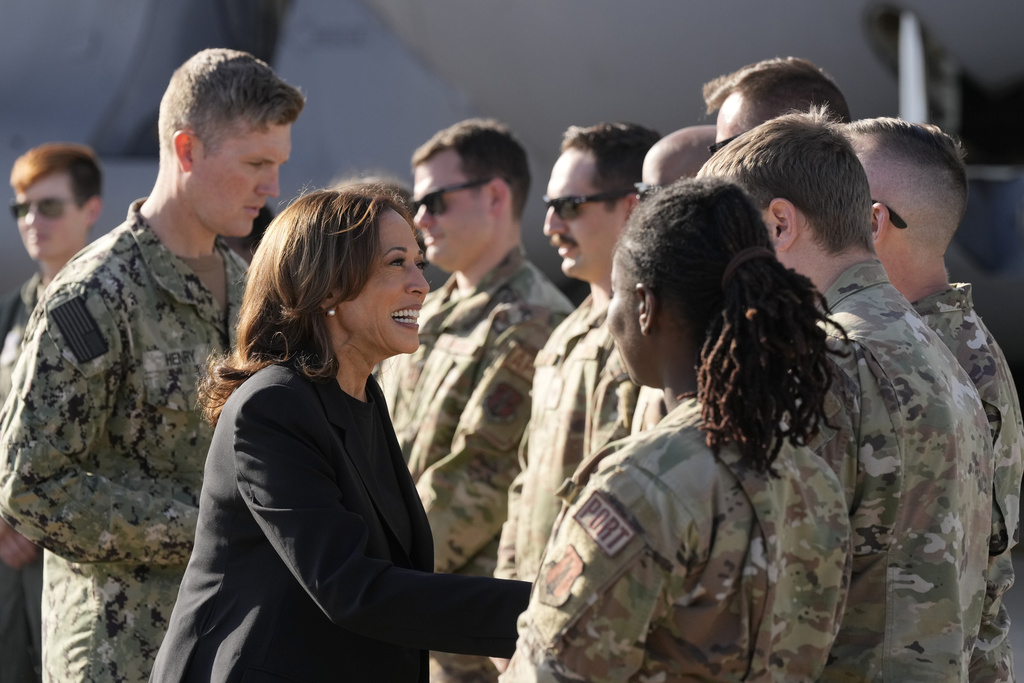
572, 490, 636, 557
504, 344, 536, 381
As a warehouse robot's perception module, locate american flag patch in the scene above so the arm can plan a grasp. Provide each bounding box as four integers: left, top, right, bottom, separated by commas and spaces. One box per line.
51, 296, 108, 363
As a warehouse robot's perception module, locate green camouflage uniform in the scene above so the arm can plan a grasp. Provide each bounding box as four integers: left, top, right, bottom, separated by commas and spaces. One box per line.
495, 297, 638, 584
501, 397, 852, 682
380, 246, 571, 682
0, 201, 246, 683
815, 261, 994, 682
914, 283, 1023, 683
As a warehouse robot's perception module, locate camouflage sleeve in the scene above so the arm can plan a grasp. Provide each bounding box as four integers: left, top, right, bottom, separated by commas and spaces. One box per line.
494, 449, 528, 580
417, 322, 544, 574
0, 293, 197, 565
501, 485, 668, 683
970, 552, 1014, 682
971, 398, 1017, 683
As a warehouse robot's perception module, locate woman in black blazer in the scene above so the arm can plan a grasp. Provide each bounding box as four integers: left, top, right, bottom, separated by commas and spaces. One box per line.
151, 188, 530, 682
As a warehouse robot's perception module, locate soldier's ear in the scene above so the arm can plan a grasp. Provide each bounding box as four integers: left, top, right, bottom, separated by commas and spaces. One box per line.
763, 198, 801, 253
870, 201, 888, 245
483, 177, 510, 218
636, 282, 656, 336
173, 130, 199, 173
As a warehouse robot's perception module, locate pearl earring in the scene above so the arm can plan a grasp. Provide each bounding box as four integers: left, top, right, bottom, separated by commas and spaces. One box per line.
326, 309, 336, 317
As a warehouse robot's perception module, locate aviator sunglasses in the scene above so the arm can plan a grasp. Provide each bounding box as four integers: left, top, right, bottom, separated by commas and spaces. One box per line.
10, 197, 72, 221
411, 178, 493, 216
543, 188, 635, 220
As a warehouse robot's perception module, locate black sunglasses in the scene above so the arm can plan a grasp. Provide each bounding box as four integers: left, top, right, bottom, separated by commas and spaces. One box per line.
543, 188, 635, 220
707, 134, 740, 155
10, 197, 70, 220
411, 178, 492, 217
873, 199, 908, 229
634, 182, 663, 201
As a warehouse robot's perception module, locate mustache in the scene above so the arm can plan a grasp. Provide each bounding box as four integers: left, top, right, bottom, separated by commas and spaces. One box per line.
550, 235, 578, 250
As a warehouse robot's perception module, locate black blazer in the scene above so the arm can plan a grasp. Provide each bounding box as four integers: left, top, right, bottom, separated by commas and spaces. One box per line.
150, 363, 530, 683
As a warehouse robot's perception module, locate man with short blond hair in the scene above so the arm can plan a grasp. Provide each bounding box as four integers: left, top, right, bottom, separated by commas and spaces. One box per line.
847, 117, 1023, 682
0, 48, 304, 682
701, 108, 993, 681
383, 118, 572, 683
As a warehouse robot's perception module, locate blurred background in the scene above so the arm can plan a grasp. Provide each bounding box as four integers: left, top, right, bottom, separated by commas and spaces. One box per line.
2, 0, 1024, 646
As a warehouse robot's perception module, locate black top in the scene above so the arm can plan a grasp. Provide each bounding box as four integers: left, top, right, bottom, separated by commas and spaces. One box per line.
342, 390, 413, 552
150, 364, 530, 683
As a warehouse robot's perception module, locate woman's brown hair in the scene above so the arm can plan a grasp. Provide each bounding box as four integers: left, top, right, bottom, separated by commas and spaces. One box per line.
199, 186, 412, 425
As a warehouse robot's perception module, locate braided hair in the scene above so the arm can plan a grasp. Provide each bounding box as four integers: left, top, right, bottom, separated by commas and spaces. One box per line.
618, 177, 839, 472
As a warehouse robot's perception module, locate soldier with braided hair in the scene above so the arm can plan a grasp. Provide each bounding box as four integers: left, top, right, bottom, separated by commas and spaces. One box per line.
501, 178, 852, 683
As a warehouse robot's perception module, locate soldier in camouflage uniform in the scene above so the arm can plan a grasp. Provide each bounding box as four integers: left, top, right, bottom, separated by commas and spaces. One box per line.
0, 49, 303, 682
380, 119, 572, 683
847, 117, 1024, 682
494, 123, 659, 588
504, 178, 852, 682
702, 110, 994, 681
0, 143, 103, 683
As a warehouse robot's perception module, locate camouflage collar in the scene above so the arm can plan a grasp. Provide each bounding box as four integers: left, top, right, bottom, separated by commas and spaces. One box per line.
556, 295, 607, 339
19, 272, 43, 311
423, 245, 528, 332
459, 244, 527, 295
125, 199, 242, 332
912, 283, 973, 317
576, 295, 608, 330
823, 259, 891, 312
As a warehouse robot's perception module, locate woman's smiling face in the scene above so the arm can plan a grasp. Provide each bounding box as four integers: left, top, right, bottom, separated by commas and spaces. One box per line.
329, 210, 429, 366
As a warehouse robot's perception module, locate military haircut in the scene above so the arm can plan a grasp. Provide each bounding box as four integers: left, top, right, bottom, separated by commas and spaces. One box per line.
845, 117, 968, 248
618, 177, 837, 472
10, 142, 102, 204
703, 56, 851, 125
412, 118, 531, 220
158, 48, 305, 158
200, 187, 412, 425
561, 121, 661, 194
700, 107, 873, 255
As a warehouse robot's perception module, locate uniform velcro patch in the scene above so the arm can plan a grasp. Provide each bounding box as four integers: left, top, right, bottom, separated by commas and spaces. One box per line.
540, 544, 584, 606
504, 344, 535, 381
484, 382, 524, 421
51, 297, 108, 363
573, 491, 636, 557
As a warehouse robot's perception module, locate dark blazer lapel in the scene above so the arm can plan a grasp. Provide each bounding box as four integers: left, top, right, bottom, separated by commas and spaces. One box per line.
367, 378, 435, 572
312, 377, 424, 568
